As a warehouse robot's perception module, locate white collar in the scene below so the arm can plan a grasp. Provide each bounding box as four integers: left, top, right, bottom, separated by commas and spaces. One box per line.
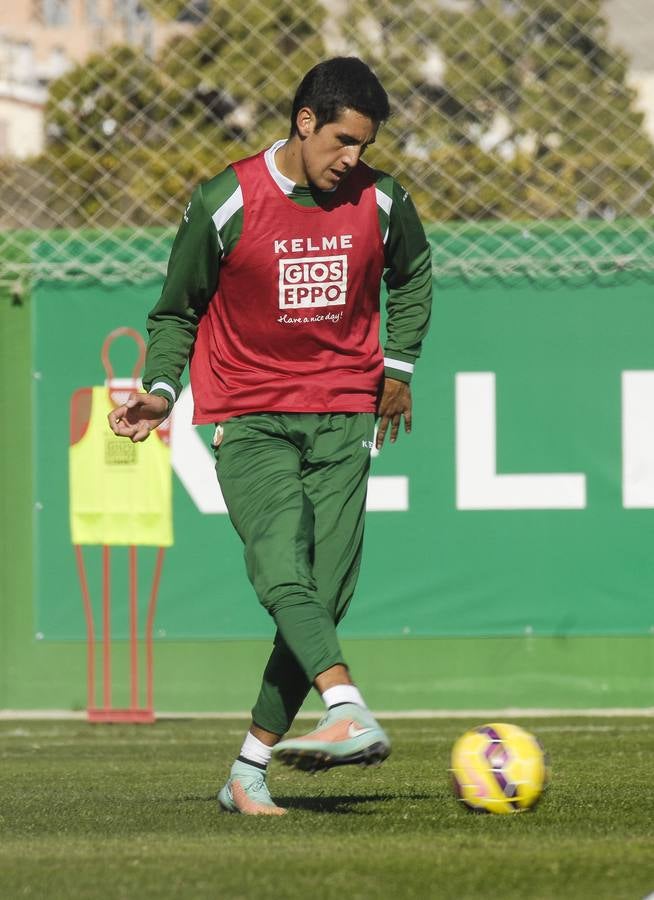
263, 139, 338, 195
264, 140, 295, 195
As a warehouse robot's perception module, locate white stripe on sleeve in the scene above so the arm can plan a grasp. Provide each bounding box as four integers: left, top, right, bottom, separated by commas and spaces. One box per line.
149, 382, 177, 403
383, 357, 414, 374
375, 187, 393, 215
375, 187, 393, 245
211, 186, 244, 248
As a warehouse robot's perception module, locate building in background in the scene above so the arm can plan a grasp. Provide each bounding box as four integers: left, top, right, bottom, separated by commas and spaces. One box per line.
0, 1, 193, 157
605, 0, 654, 141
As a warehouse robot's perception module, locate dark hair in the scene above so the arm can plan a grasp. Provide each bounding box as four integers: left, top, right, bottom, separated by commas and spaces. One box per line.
290, 57, 390, 135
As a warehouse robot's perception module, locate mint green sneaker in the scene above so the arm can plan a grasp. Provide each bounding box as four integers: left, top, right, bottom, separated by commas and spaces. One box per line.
217, 760, 286, 816
272, 703, 391, 773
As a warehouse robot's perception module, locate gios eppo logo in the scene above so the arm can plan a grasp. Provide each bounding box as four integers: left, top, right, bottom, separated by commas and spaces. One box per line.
278, 255, 348, 309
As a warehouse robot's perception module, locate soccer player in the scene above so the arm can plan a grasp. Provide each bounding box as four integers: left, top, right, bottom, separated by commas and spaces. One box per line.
108, 57, 432, 815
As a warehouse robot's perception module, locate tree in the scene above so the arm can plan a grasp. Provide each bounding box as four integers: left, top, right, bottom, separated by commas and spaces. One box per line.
340, 0, 654, 221
31, 0, 654, 227
39, 0, 327, 227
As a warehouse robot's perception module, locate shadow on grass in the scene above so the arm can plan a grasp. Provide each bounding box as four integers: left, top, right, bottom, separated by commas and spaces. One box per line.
277, 792, 430, 814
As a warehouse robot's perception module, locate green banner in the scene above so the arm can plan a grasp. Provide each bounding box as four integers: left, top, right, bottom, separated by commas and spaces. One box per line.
33, 264, 654, 640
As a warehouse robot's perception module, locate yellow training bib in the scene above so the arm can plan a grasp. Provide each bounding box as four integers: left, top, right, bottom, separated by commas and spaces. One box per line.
69, 387, 173, 546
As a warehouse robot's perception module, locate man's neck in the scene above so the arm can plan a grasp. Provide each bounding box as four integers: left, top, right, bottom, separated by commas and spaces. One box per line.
274, 137, 307, 186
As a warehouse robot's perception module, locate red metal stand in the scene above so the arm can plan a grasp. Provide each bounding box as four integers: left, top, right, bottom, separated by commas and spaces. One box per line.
75, 544, 165, 723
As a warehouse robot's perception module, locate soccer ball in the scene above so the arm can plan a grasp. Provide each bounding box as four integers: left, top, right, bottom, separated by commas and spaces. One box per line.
450, 722, 548, 814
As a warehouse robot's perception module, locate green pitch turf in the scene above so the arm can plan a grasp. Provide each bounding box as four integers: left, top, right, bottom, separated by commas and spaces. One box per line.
0, 716, 652, 899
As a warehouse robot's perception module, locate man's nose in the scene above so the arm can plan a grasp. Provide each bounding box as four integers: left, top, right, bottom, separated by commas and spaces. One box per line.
341, 146, 361, 168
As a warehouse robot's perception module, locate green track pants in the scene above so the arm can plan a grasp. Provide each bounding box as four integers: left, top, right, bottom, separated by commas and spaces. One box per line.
214, 412, 374, 736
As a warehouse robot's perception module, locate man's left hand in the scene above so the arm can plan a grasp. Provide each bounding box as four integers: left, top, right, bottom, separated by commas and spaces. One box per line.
376, 377, 412, 449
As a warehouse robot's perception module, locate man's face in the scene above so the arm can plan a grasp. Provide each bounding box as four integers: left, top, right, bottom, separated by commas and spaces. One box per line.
298, 107, 378, 191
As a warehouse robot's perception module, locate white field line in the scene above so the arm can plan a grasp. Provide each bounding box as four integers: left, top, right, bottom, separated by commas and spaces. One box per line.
0, 707, 652, 721
2, 724, 653, 745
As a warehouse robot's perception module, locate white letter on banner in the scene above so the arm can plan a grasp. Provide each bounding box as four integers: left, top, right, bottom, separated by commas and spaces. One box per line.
171, 386, 408, 513
622, 371, 654, 508
171, 386, 228, 514
455, 372, 586, 510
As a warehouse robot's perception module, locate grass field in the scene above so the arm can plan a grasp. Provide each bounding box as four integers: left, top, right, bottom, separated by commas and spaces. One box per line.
1, 716, 653, 899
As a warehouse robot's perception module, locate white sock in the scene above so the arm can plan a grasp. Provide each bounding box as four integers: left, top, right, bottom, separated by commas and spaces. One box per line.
321, 684, 367, 710
237, 732, 273, 769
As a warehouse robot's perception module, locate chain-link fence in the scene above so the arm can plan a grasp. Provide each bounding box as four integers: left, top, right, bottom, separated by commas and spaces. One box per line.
1, 0, 653, 288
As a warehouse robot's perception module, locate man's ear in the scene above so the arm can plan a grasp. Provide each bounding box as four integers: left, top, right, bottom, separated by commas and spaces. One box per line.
295, 107, 317, 139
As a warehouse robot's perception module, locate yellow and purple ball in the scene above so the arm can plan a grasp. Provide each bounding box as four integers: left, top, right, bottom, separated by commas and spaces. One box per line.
450, 722, 548, 814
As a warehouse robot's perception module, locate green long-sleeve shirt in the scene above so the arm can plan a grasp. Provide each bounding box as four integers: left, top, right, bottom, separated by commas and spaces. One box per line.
144, 141, 432, 410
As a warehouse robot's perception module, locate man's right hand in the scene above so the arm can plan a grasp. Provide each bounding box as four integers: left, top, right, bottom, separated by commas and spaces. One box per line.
107, 392, 169, 443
